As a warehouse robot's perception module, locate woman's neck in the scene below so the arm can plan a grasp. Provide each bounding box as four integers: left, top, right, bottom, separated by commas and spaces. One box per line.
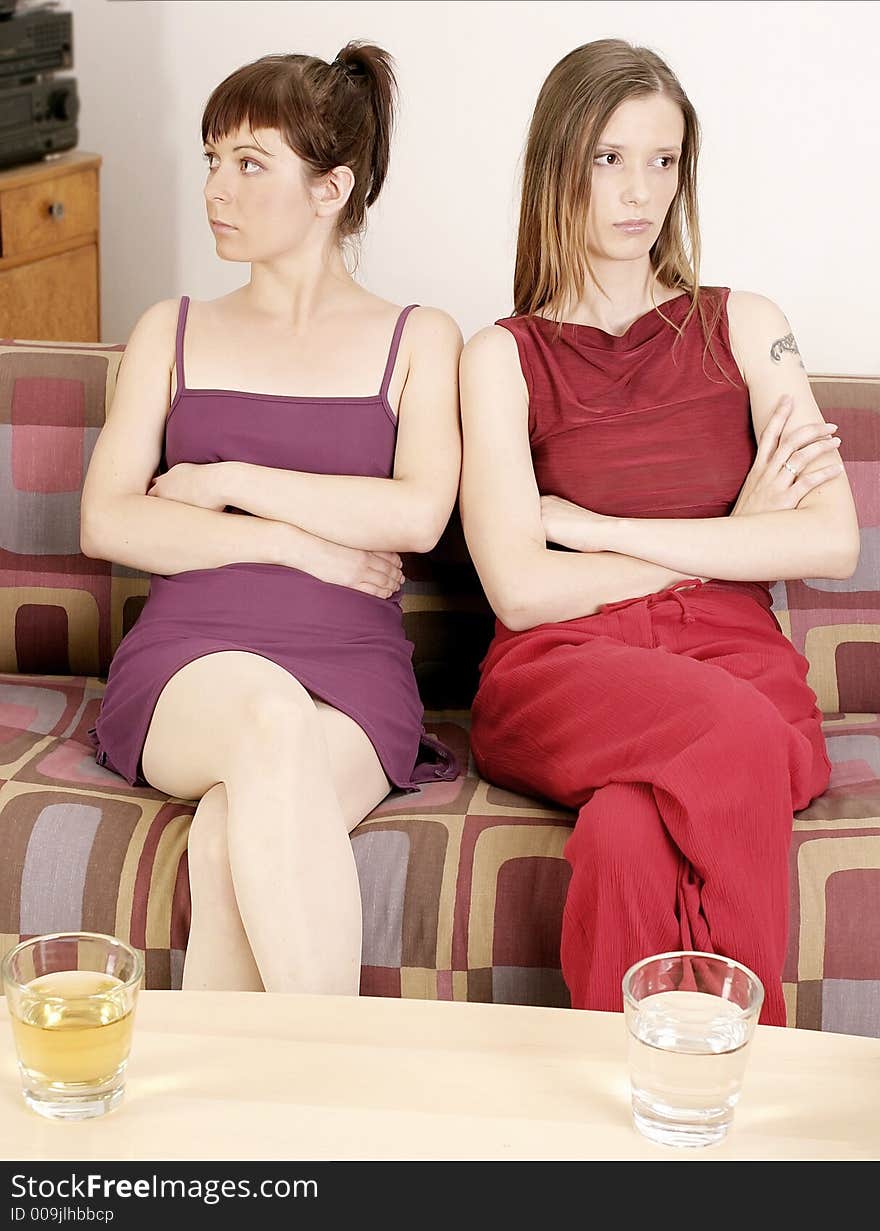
244, 245, 357, 329
553, 268, 683, 333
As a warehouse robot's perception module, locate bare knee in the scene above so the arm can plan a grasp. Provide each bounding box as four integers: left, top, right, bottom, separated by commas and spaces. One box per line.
241, 686, 317, 744
186, 783, 230, 880
142, 652, 318, 797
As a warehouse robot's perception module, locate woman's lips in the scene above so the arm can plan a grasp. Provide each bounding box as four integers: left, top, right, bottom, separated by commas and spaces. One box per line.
614, 221, 651, 234
210, 220, 237, 232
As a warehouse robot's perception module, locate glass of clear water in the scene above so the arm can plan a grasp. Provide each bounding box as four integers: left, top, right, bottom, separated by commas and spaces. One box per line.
2, 932, 143, 1121
621, 950, 764, 1148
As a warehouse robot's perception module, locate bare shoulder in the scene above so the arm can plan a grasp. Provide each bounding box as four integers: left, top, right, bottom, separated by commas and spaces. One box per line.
129, 297, 180, 338
726, 289, 792, 339
121, 298, 180, 367
460, 324, 529, 430
726, 289, 804, 375
405, 305, 463, 350
461, 323, 519, 370
103, 300, 181, 429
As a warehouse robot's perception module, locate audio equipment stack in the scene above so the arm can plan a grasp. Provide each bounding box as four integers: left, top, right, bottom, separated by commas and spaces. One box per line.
0, 2, 78, 171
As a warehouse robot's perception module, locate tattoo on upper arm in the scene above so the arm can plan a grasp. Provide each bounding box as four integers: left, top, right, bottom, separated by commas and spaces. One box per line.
770, 331, 805, 369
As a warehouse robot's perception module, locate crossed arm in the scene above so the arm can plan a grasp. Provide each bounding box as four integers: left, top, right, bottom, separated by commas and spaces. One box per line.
148, 308, 462, 553
81, 301, 462, 587
459, 292, 860, 632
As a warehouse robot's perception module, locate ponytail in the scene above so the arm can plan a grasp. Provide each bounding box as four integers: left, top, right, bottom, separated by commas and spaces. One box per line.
332, 42, 397, 207
202, 41, 398, 240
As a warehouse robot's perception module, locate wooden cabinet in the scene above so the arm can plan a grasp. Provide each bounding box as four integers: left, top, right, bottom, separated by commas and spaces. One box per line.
0, 151, 101, 341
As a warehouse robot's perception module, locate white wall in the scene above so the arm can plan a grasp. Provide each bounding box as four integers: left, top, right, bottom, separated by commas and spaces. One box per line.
70, 0, 879, 373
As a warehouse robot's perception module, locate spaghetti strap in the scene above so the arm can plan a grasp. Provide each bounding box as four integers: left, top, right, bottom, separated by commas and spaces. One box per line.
174, 295, 191, 392
93, 291, 461, 795
379, 303, 418, 404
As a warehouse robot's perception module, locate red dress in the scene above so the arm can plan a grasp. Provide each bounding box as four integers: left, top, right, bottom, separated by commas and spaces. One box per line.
469, 287, 831, 1026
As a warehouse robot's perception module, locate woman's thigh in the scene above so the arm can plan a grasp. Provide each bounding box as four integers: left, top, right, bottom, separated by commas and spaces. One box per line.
473, 625, 824, 807
313, 699, 391, 832
141, 651, 314, 798
141, 651, 391, 826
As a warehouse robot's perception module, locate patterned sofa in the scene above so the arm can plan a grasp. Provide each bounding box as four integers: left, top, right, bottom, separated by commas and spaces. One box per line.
1, 338, 878, 1037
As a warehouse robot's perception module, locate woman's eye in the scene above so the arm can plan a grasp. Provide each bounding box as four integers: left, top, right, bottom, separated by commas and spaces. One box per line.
594, 153, 677, 167
241, 158, 262, 173
203, 152, 216, 169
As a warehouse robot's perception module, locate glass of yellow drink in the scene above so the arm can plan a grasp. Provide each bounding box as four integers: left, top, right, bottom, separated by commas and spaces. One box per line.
2, 932, 143, 1120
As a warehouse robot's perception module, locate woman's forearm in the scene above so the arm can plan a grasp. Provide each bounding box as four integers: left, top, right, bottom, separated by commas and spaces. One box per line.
220, 462, 438, 552
499, 547, 702, 631
603, 508, 857, 581
81, 493, 303, 575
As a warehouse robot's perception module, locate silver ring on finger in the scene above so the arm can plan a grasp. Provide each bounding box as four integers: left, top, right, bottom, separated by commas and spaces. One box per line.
782, 459, 798, 477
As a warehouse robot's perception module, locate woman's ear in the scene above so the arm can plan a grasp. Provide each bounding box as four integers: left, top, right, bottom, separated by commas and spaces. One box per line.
312, 165, 355, 220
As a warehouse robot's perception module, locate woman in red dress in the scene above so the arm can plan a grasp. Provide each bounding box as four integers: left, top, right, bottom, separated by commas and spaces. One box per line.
459, 39, 859, 1025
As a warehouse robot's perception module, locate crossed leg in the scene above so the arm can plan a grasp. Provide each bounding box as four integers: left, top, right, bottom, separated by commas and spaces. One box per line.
472, 616, 829, 1026
140, 651, 391, 994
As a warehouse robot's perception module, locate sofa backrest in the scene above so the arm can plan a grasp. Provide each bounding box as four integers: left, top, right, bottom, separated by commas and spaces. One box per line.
1, 339, 878, 713
770, 378, 880, 714
0, 340, 136, 679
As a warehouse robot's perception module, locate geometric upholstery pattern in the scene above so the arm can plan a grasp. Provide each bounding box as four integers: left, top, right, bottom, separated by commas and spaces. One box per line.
0, 342, 148, 678
0, 340, 878, 1038
1, 676, 879, 1036
770, 378, 880, 715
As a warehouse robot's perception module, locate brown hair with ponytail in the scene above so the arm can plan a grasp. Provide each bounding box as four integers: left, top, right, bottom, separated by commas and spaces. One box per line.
201, 41, 397, 240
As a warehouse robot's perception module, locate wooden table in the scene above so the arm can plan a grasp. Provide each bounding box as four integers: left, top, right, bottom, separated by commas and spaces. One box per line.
0, 992, 877, 1161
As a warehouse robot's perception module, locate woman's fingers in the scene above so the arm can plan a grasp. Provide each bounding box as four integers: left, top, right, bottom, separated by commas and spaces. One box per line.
788, 435, 841, 473
362, 559, 404, 596
377, 559, 404, 588
779, 420, 838, 456
756, 396, 793, 464
791, 461, 846, 502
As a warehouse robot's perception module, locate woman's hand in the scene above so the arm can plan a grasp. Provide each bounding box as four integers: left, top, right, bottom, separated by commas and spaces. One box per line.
540, 495, 611, 552
147, 462, 227, 511
286, 532, 405, 599
732, 395, 843, 517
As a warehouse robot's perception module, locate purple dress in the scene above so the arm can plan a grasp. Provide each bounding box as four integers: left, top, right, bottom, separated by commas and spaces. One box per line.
89, 297, 459, 792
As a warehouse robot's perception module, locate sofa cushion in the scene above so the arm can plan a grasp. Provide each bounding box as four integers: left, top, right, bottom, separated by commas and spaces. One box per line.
401, 510, 494, 709
2, 672, 878, 1036
770, 377, 880, 713
0, 341, 149, 677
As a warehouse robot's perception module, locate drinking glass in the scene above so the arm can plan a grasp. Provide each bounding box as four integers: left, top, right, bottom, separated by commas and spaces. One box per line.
622, 950, 764, 1147
2, 931, 143, 1120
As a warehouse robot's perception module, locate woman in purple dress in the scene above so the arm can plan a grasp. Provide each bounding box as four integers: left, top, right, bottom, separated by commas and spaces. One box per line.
81, 44, 462, 994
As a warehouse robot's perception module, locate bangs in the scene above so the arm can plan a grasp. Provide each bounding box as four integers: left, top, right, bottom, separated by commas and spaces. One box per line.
198, 46, 395, 239
201, 59, 311, 155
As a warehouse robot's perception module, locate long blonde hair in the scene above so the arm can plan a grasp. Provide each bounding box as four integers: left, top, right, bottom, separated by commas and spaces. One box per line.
515, 39, 735, 384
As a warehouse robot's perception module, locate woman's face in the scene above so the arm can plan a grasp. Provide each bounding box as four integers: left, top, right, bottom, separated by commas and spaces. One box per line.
202, 123, 324, 262
586, 93, 685, 263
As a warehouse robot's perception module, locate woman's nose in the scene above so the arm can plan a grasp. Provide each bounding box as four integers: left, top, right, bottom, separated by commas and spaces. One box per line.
205, 166, 233, 202
623, 176, 650, 204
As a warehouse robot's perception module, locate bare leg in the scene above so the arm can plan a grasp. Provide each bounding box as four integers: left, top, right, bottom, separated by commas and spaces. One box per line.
181, 783, 264, 992
141, 652, 391, 993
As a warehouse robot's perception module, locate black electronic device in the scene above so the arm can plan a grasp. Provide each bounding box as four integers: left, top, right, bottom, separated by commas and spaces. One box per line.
0, 6, 72, 83
0, 74, 77, 168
